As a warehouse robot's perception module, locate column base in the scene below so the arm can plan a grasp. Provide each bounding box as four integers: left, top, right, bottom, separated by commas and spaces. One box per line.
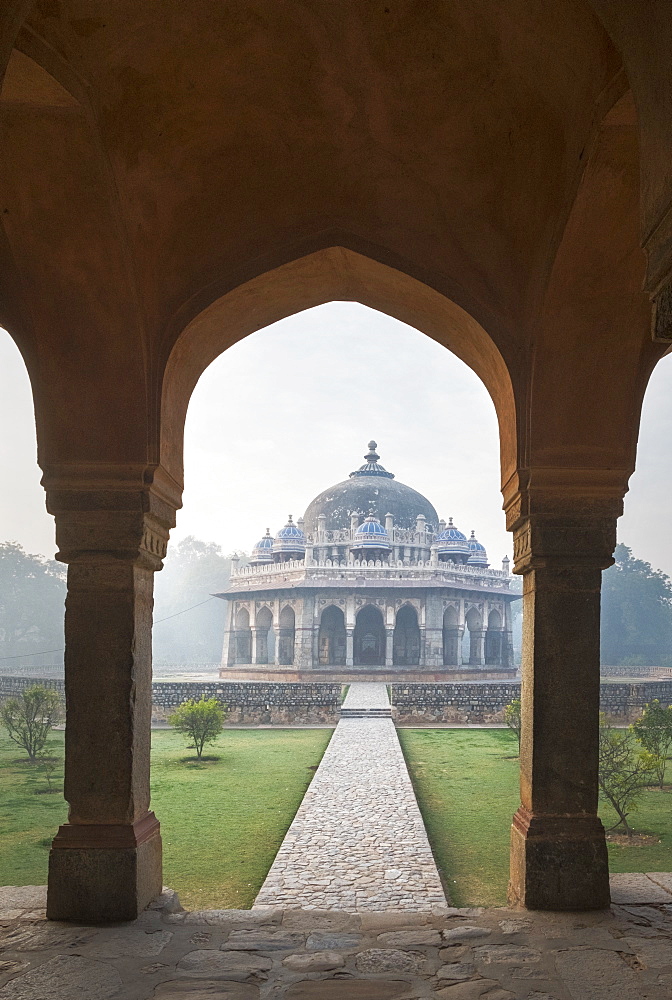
508, 807, 609, 911
47, 812, 162, 923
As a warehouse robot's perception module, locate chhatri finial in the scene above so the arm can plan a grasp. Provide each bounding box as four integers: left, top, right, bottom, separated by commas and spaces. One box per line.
448, 517, 454, 527
365, 440, 379, 462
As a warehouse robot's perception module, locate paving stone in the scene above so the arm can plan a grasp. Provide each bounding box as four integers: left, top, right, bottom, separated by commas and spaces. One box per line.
647, 873, 672, 895
281, 950, 345, 971
282, 910, 359, 932
176, 950, 272, 979
554, 948, 646, 999
473, 944, 541, 964
0, 954, 122, 999
153, 983, 259, 998
221, 930, 303, 951
185, 909, 280, 927
95, 928, 173, 957
305, 932, 363, 951
376, 929, 442, 947
0, 961, 28, 978
355, 947, 427, 974
283, 982, 411, 999
0, 924, 98, 952
609, 874, 672, 905
442, 926, 492, 943
0, 889, 46, 921
439, 945, 470, 961
623, 935, 672, 968
498, 918, 532, 935
433, 982, 511, 999
254, 692, 446, 913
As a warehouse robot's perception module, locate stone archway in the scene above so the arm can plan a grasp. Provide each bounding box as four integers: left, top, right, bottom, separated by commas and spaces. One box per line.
393, 604, 420, 667
234, 607, 251, 664
254, 606, 274, 665
277, 605, 295, 666
318, 605, 346, 666
353, 605, 386, 666
443, 605, 462, 666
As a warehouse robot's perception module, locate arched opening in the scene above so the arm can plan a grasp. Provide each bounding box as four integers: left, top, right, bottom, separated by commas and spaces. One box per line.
277, 605, 295, 666
318, 605, 346, 666
465, 607, 485, 667
393, 604, 420, 666
442, 605, 462, 667
353, 604, 386, 666
485, 608, 504, 666
254, 606, 274, 665
234, 607, 251, 664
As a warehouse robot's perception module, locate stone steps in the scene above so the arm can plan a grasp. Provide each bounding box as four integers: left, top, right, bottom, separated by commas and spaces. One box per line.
340, 707, 393, 718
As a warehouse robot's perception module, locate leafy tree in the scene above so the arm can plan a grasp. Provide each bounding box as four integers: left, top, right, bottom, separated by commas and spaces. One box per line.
153, 537, 246, 665
1, 684, 62, 761
601, 544, 672, 667
598, 714, 657, 836
0, 542, 65, 664
504, 698, 521, 752
168, 697, 227, 758
632, 699, 672, 789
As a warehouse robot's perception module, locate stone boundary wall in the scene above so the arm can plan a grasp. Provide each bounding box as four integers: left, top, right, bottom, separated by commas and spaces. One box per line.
390, 680, 672, 724
2, 676, 671, 725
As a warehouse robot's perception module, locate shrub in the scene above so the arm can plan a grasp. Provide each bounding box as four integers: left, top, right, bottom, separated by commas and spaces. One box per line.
168, 697, 227, 758
631, 699, 672, 789
598, 714, 657, 836
504, 698, 521, 753
1, 685, 62, 762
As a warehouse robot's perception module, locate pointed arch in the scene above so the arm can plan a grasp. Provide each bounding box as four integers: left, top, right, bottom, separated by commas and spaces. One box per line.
353, 603, 385, 666
393, 603, 420, 666
318, 604, 346, 666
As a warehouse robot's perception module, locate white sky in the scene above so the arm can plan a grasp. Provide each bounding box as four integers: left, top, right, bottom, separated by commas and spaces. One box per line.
1, 301, 671, 575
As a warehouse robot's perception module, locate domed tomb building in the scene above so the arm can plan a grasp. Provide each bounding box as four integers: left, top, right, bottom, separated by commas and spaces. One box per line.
217, 443, 518, 678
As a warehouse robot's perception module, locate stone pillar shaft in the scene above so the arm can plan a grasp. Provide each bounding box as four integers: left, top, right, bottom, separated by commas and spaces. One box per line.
506, 491, 620, 912
44, 472, 177, 923
385, 628, 394, 667
345, 628, 354, 667
469, 628, 486, 665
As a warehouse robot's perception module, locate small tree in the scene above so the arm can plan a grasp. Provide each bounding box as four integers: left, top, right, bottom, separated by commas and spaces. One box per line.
36, 750, 61, 793
631, 699, 672, 789
168, 697, 226, 758
1, 685, 62, 762
504, 698, 521, 753
598, 714, 657, 836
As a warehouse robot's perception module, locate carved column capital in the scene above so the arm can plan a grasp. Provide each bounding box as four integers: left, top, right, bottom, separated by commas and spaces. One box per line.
42, 463, 180, 571
502, 467, 626, 575
651, 279, 672, 343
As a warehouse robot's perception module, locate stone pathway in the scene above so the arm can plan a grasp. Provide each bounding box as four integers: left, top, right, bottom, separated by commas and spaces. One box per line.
2, 881, 672, 999
254, 684, 447, 912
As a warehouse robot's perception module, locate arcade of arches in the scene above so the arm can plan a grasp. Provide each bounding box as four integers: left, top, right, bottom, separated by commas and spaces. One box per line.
1, 2, 672, 923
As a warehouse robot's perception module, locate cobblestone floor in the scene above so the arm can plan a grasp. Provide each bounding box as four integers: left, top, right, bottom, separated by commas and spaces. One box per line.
254, 684, 447, 912
1, 881, 672, 999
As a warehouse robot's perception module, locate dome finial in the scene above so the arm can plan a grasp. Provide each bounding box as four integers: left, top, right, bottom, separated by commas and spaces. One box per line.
365, 440, 379, 462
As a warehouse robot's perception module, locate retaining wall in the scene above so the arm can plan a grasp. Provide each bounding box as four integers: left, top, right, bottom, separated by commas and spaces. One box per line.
1, 675, 670, 725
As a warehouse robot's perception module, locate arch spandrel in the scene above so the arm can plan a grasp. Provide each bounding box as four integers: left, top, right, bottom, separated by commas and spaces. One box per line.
159, 247, 519, 495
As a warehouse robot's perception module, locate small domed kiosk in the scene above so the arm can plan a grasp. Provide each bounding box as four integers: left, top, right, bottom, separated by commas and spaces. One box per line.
217, 442, 519, 678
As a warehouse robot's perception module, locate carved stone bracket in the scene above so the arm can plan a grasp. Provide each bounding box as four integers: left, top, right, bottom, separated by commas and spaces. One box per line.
651, 280, 672, 342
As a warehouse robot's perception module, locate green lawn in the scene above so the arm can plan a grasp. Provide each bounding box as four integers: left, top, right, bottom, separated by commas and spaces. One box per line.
0, 727, 332, 910
399, 728, 672, 907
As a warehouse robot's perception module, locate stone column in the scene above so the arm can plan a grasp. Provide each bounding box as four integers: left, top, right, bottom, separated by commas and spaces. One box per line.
346, 628, 354, 667
44, 469, 177, 923
469, 629, 486, 666
385, 628, 394, 667
443, 627, 462, 666
506, 485, 620, 911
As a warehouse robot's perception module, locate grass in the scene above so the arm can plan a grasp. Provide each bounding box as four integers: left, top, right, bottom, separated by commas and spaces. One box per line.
399, 728, 672, 907
0, 726, 332, 910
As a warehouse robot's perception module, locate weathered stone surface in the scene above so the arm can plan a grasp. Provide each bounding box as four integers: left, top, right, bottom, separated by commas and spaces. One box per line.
0, 961, 28, 978
554, 947, 646, 999
305, 932, 363, 951
176, 950, 272, 978
609, 873, 672, 905
282, 910, 359, 932
0, 888, 46, 918
95, 928, 172, 957
221, 930, 303, 951
284, 983, 411, 1000
0, 955, 122, 999
376, 929, 441, 947
153, 983, 259, 999
646, 872, 672, 895
473, 944, 541, 964
281, 950, 345, 971
442, 926, 491, 943
185, 909, 281, 927
498, 918, 532, 935
355, 948, 427, 974
439, 945, 469, 961
0, 924, 98, 952
433, 982, 512, 999
436, 961, 477, 981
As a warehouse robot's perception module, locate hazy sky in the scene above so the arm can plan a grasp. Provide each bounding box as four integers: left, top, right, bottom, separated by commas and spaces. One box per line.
1, 301, 671, 575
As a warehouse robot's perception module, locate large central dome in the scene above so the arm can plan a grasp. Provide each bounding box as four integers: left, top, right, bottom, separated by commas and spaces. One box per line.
303, 442, 439, 533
